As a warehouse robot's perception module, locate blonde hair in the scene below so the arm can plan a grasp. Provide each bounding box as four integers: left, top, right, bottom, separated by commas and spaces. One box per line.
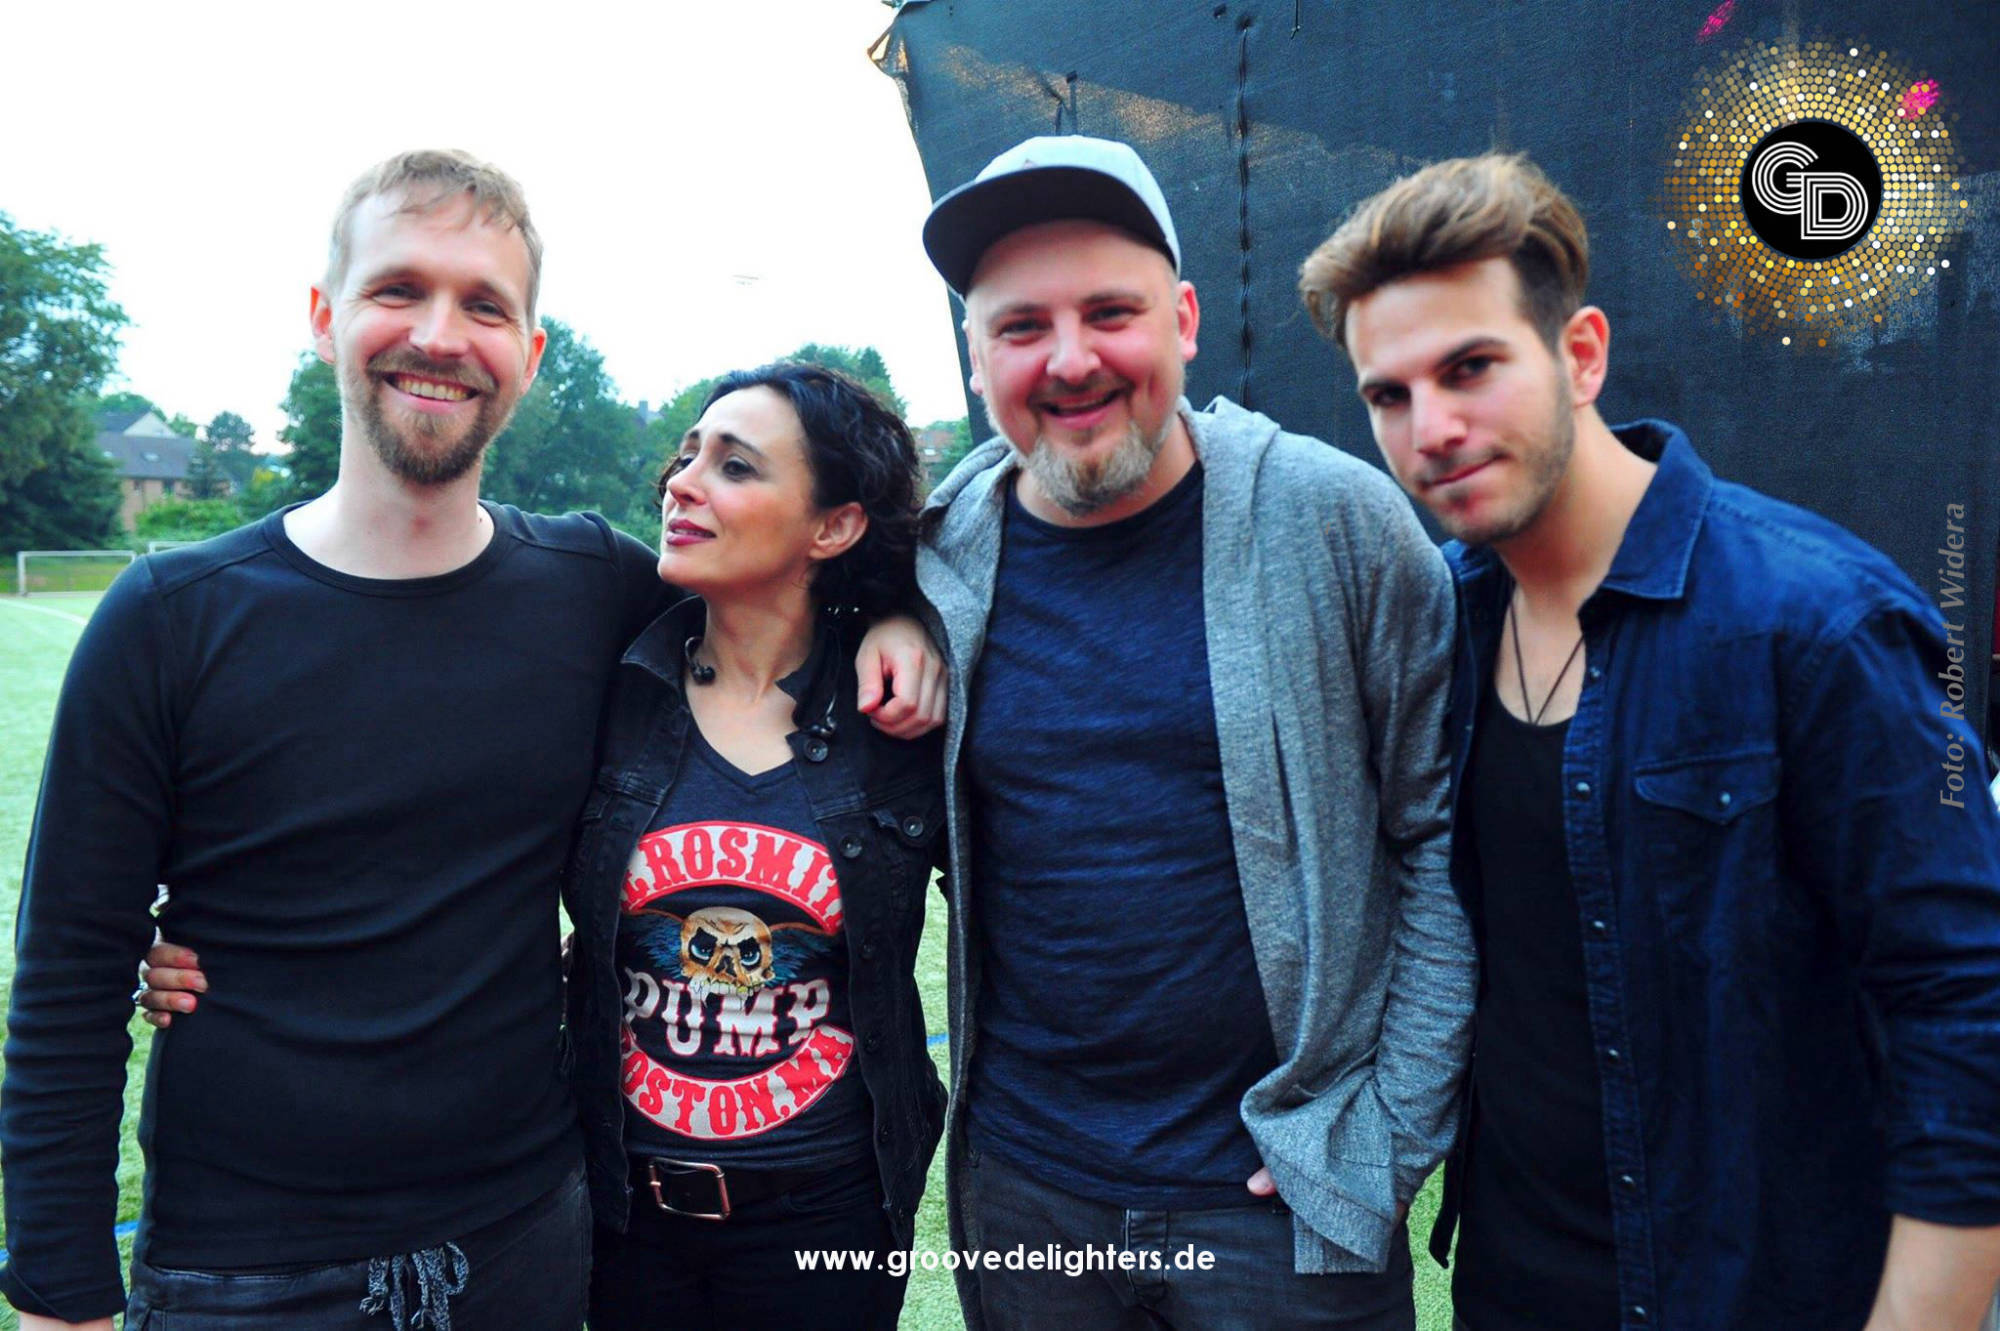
1299, 153, 1588, 351
324, 149, 542, 322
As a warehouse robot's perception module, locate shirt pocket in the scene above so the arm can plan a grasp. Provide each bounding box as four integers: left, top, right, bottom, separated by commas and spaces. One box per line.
870, 790, 946, 881
1631, 747, 1791, 967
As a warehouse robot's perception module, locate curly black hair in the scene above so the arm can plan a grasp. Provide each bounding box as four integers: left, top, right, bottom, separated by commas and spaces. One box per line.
657, 361, 921, 621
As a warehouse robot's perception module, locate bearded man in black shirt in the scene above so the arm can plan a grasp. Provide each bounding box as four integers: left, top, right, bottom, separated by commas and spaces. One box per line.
0, 149, 940, 1331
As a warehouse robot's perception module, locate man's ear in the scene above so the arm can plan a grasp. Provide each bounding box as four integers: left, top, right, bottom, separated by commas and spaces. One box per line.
1561, 305, 1611, 408
310, 286, 336, 367
963, 324, 986, 398
809, 502, 869, 564
1175, 279, 1200, 363
522, 322, 549, 392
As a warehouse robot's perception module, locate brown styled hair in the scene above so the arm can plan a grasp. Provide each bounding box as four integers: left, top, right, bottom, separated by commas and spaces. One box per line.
323, 149, 543, 323
1298, 153, 1589, 351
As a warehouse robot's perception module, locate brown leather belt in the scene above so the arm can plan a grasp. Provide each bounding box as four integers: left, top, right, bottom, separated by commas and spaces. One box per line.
630, 1155, 865, 1221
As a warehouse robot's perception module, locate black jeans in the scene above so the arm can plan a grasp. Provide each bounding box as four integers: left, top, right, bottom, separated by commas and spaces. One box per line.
589, 1156, 906, 1331
123, 1164, 590, 1330
962, 1147, 1415, 1331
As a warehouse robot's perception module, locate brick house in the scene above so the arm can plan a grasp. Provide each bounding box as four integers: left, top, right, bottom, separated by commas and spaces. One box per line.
96, 409, 194, 529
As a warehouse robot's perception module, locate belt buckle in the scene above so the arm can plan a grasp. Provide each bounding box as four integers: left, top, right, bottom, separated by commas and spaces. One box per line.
647, 1157, 731, 1221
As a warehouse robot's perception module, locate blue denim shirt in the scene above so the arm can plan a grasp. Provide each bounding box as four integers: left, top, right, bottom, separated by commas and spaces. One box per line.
1433, 421, 2000, 1331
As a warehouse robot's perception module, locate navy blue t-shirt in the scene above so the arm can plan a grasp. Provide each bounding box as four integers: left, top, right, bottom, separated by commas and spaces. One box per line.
963, 463, 1279, 1209
616, 730, 871, 1170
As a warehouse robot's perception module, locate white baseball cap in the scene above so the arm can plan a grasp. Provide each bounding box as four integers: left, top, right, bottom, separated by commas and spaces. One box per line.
921, 135, 1182, 296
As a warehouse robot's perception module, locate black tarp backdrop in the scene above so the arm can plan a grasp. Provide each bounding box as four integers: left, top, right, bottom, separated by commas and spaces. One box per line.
879, 0, 1999, 744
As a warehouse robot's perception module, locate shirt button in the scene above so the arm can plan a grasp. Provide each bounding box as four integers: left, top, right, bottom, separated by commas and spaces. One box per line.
1605, 1047, 1623, 1064
804, 737, 829, 763
901, 815, 926, 838
1590, 919, 1608, 935
860, 942, 877, 960
1631, 1307, 1650, 1324
865, 1033, 882, 1052
1588, 665, 1602, 680
1574, 781, 1592, 796
1619, 1173, 1637, 1191
1718, 791, 1733, 808
878, 1126, 893, 1143
840, 835, 864, 859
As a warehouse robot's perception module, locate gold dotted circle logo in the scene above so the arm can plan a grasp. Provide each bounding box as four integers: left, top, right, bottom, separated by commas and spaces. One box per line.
1659, 38, 1966, 346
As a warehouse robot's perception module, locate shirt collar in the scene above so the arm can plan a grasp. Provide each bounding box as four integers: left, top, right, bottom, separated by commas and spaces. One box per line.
621, 594, 838, 718
623, 593, 705, 687
1596, 419, 1713, 603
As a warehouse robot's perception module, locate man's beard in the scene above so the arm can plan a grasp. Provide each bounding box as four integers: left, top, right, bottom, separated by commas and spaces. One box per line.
1433, 372, 1576, 547
345, 352, 511, 487
991, 403, 1169, 518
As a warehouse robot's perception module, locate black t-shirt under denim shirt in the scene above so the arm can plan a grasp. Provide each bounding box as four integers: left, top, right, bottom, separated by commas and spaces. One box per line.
963, 463, 1280, 1209
616, 728, 872, 1171
1454, 683, 1619, 1331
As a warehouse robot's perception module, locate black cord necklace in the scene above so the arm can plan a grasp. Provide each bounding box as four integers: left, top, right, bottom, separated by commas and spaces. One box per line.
1508, 596, 1585, 726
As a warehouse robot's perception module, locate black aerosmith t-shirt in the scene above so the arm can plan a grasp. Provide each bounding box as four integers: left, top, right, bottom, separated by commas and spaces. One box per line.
615, 729, 871, 1169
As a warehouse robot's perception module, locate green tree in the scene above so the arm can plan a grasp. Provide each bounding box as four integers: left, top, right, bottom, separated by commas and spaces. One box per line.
788, 343, 907, 418
95, 389, 159, 420
202, 409, 263, 492
184, 440, 228, 499
277, 354, 341, 503
133, 497, 246, 542
206, 410, 254, 450
0, 213, 127, 552
482, 318, 653, 525
165, 412, 200, 438
0, 436, 122, 552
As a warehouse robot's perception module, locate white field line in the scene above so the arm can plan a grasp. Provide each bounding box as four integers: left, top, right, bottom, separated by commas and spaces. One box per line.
2, 598, 89, 627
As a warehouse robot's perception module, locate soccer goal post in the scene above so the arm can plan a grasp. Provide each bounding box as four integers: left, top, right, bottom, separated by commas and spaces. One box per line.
16, 549, 137, 596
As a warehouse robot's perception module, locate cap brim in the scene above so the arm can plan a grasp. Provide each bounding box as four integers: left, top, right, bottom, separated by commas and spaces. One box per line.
922, 165, 1176, 296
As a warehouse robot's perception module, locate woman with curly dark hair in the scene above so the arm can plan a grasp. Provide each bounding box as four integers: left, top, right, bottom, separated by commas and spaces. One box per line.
553, 361, 947, 1329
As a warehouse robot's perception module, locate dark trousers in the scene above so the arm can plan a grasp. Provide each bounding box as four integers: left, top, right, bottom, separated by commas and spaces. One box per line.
962, 1146, 1416, 1331
123, 1165, 590, 1330
589, 1157, 907, 1331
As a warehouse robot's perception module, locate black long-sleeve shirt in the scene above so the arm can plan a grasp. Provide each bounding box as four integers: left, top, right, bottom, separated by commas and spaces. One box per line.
1, 504, 662, 1321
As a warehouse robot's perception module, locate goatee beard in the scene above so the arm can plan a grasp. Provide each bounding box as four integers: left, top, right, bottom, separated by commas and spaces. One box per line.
1010, 417, 1168, 517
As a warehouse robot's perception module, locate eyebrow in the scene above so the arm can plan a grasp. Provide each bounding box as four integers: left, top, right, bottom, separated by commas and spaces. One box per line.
1357, 335, 1508, 396
355, 264, 521, 313
679, 429, 768, 462
982, 288, 1151, 325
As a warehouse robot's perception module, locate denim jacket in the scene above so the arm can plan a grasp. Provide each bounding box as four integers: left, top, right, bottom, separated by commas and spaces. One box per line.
1432, 421, 2000, 1331
563, 597, 948, 1247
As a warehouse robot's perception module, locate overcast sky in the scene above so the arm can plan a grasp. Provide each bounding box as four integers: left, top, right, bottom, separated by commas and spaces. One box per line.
2, 0, 971, 449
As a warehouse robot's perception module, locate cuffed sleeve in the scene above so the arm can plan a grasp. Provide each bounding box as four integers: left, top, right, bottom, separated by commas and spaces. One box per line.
1784, 596, 2000, 1224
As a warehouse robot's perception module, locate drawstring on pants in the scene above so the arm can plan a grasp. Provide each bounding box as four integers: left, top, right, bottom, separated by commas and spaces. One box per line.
360, 1241, 469, 1331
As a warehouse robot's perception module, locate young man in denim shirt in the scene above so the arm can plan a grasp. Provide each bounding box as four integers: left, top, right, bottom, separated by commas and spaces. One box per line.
1302, 152, 2000, 1331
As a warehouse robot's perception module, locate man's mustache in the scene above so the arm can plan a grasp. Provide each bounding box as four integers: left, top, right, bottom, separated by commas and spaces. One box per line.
367, 350, 497, 395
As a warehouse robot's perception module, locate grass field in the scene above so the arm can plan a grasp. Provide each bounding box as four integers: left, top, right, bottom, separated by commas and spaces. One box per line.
0, 591, 1452, 1330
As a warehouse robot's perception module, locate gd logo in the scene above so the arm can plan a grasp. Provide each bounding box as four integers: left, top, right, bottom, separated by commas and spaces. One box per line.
1740, 120, 1884, 260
